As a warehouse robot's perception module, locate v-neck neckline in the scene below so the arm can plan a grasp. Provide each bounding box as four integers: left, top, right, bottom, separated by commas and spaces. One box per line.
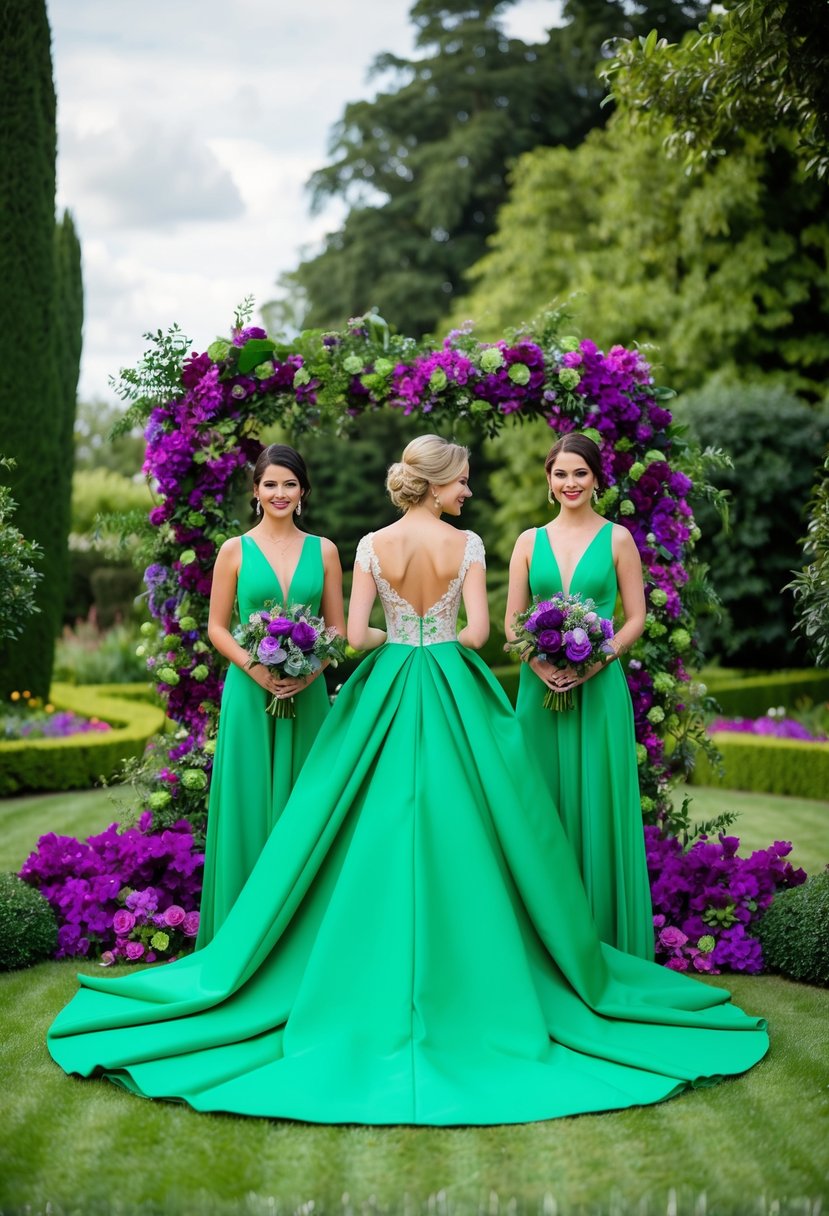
246, 533, 309, 605
541, 522, 610, 597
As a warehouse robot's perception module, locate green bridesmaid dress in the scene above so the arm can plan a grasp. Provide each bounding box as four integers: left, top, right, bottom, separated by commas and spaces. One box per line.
48, 530, 766, 1126
196, 532, 329, 948
516, 523, 655, 960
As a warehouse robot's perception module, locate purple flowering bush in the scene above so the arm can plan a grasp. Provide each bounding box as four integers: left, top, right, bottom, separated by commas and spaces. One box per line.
19, 812, 203, 961
646, 826, 807, 973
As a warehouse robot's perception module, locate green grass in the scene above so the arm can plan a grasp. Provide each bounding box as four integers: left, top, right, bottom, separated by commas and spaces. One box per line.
1, 964, 827, 1215
1, 788, 827, 1215
675, 784, 828, 876
0, 786, 132, 873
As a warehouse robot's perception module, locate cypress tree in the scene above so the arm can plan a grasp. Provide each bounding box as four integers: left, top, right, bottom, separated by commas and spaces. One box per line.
0, 0, 67, 696
53, 211, 84, 616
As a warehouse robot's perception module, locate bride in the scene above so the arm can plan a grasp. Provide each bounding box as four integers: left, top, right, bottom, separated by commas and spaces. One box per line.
48, 435, 766, 1126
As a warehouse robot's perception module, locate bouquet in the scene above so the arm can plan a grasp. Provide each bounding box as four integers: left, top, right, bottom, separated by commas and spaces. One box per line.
507, 592, 615, 711
235, 602, 346, 718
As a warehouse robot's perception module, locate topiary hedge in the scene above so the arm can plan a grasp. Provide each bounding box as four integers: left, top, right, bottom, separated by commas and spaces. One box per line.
701, 669, 829, 719
0, 871, 58, 970
756, 869, 829, 987
0, 683, 165, 796
691, 731, 829, 800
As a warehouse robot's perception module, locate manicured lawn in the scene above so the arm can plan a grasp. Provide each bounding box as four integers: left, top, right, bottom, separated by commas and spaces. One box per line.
675, 784, 828, 877
0, 786, 129, 873
1, 964, 826, 1215
1, 787, 827, 1214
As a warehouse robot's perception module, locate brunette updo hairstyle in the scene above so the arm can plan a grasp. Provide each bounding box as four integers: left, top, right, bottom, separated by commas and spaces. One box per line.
544, 432, 605, 491
251, 444, 311, 514
386, 434, 470, 512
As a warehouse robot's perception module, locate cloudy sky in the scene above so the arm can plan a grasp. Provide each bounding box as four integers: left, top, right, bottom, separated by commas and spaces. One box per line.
50, 0, 561, 404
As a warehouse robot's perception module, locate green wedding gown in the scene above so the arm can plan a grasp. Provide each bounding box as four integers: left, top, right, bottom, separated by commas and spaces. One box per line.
48, 531, 767, 1126
196, 532, 329, 947
516, 523, 655, 960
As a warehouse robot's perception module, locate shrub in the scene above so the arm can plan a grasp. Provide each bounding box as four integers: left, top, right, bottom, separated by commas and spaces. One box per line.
757, 869, 829, 986
701, 668, 829, 718
54, 620, 147, 684
677, 381, 829, 668
0, 683, 164, 795
692, 731, 829, 799
0, 872, 58, 971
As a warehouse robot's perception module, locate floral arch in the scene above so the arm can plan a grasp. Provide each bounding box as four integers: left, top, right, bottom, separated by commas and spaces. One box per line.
117, 304, 709, 837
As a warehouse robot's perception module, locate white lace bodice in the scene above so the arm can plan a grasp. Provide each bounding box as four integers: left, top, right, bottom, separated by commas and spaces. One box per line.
355, 530, 486, 646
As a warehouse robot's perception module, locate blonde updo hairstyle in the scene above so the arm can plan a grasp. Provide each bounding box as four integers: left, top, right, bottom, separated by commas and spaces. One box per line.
386, 434, 470, 512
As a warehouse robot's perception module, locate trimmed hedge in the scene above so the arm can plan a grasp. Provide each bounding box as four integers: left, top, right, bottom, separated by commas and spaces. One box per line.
0, 682, 165, 796
757, 870, 829, 987
0, 871, 58, 970
692, 731, 829, 800
701, 668, 829, 719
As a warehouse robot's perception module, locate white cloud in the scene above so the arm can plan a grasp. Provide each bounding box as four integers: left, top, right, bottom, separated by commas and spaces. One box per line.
61, 121, 244, 228
48, 0, 561, 402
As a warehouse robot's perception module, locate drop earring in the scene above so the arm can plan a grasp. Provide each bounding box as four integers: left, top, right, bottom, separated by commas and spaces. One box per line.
255, 499, 261, 517
547, 486, 555, 505
592, 488, 599, 503
431, 489, 442, 514
296, 500, 302, 517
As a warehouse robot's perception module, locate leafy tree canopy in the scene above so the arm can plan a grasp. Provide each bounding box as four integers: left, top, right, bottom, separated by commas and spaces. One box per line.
602, 0, 829, 178
451, 116, 829, 395
273, 0, 706, 337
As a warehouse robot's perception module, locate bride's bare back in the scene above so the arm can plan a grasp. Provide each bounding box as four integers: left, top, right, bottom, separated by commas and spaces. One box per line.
371, 520, 471, 615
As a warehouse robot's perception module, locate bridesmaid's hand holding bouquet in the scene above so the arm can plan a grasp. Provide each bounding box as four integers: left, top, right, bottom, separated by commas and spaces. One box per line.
235, 602, 346, 718
507, 593, 615, 710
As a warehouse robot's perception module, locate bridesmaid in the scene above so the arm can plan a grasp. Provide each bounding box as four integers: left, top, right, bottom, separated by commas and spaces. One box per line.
505, 433, 654, 959
197, 443, 345, 947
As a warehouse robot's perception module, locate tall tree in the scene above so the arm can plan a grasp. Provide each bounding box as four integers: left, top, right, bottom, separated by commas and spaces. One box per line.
275, 0, 706, 337
53, 211, 84, 618
450, 119, 829, 395
603, 0, 829, 178
0, 2, 82, 696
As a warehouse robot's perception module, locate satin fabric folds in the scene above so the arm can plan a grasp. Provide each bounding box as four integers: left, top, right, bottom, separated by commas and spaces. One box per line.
48, 642, 767, 1126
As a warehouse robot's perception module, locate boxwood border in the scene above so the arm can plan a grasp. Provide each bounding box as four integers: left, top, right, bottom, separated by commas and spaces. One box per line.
0, 683, 165, 796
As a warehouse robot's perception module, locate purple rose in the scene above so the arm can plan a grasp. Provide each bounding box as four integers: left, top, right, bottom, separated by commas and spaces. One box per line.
665, 956, 689, 972
564, 627, 592, 663
601, 617, 614, 639
257, 636, 286, 665
112, 909, 136, 935
181, 911, 200, 937
267, 617, 294, 636
535, 607, 566, 631
290, 621, 318, 652
163, 904, 186, 928
536, 629, 563, 654
125, 941, 145, 961
659, 925, 688, 950
99, 951, 116, 967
